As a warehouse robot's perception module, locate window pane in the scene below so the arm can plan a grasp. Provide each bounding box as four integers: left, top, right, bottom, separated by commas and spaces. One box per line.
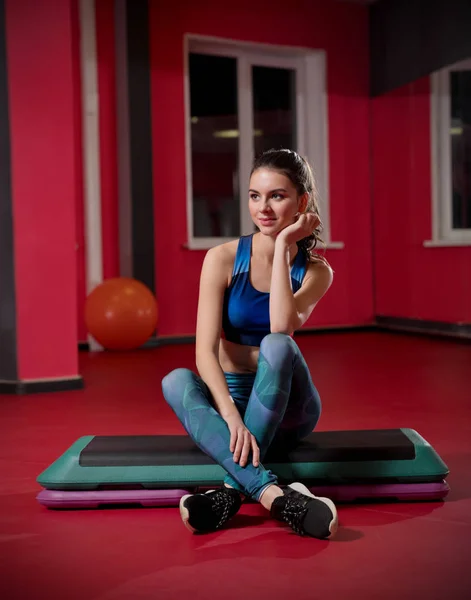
252, 65, 297, 157
450, 71, 471, 229
189, 53, 240, 238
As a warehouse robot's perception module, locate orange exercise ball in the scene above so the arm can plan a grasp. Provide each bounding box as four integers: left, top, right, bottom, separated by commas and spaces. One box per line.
85, 278, 158, 350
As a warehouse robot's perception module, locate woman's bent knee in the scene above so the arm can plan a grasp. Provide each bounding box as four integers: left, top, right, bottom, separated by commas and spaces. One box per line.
260, 333, 298, 357
161, 368, 194, 406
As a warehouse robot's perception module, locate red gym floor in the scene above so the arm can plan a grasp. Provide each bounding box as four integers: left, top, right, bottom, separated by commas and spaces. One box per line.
1, 331, 470, 600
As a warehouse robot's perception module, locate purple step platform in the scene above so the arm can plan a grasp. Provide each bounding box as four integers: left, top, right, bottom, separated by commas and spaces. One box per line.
312, 481, 450, 502
37, 481, 450, 509
37, 488, 189, 509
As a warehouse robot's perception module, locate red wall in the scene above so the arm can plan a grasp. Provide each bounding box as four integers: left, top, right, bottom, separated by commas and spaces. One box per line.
372, 78, 471, 323
73, 0, 87, 344
149, 0, 373, 337
6, 1, 466, 359
6, 0, 80, 379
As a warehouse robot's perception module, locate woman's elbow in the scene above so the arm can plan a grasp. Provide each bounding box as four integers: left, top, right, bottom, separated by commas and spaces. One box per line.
270, 313, 306, 335
270, 320, 296, 335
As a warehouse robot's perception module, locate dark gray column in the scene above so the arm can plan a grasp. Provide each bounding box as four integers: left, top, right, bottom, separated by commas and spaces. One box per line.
126, 0, 155, 294
0, 0, 18, 382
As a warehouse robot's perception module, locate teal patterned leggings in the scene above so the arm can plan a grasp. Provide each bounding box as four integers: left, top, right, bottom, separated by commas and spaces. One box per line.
161, 333, 321, 500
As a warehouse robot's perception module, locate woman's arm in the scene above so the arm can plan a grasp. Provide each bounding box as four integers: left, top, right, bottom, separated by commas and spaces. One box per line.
195, 244, 260, 467
195, 245, 239, 421
270, 215, 333, 334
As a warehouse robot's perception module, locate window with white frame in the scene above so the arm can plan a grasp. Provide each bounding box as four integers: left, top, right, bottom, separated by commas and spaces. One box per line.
184, 37, 336, 250
430, 58, 471, 245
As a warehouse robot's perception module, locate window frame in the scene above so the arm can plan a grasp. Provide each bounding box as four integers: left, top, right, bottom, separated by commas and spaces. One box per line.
427, 58, 471, 247
183, 35, 342, 250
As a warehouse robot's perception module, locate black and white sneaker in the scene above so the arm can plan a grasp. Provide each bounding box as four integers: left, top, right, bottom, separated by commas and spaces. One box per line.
271, 482, 338, 539
179, 487, 242, 533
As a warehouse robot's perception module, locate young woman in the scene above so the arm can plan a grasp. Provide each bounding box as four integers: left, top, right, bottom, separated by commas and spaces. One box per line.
162, 149, 338, 539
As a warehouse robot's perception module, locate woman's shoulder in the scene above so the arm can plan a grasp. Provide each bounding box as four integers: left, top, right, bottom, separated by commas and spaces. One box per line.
205, 238, 239, 262
201, 239, 240, 279
305, 252, 334, 280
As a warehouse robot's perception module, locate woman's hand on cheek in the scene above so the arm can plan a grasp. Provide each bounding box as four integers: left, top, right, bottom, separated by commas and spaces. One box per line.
277, 213, 320, 245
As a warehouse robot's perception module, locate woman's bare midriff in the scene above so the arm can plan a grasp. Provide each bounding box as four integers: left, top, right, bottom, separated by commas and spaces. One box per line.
218, 338, 260, 374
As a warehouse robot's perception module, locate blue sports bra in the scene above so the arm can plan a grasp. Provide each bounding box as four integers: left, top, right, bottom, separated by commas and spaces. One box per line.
221, 234, 307, 347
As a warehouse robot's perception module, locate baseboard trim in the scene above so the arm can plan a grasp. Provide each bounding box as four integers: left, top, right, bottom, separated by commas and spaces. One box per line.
375, 315, 471, 341
78, 335, 196, 352
295, 324, 376, 336
0, 376, 84, 395
143, 335, 196, 347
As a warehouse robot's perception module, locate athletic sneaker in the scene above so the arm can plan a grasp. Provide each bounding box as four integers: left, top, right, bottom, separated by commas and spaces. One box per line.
179, 487, 242, 533
271, 482, 338, 539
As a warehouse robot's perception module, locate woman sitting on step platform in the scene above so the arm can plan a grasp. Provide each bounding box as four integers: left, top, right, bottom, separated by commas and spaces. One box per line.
162, 149, 338, 539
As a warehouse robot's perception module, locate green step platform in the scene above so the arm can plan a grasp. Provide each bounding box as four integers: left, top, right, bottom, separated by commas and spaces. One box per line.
37, 428, 449, 491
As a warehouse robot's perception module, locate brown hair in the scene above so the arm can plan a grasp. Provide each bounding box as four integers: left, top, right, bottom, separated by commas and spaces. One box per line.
251, 148, 325, 259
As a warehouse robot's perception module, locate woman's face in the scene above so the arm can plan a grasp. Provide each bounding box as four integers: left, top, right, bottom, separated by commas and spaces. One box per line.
248, 168, 300, 236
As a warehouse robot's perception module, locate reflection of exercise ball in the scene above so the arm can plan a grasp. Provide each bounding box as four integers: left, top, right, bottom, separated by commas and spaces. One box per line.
85, 278, 158, 350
